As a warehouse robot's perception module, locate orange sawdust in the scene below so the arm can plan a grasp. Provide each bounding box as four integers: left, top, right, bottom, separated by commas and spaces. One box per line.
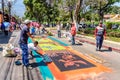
33, 37, 112, 80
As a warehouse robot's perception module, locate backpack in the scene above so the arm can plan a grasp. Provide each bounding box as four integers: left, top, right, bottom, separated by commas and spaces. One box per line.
97, 27, 104, 36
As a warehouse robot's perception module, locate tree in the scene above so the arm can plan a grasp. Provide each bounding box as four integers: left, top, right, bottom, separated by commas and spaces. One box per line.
85, 0, 120, 21
74, 0, 83, 23
24, 0, 59, 24
106, 6, 120, 14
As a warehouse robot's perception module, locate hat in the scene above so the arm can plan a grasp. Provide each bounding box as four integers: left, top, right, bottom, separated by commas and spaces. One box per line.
23, 19, 31, 24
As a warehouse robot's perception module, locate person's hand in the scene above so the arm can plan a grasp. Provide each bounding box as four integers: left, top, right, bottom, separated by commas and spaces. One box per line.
94, 36, 96, 39
31, 35, 34, 38
104, 36, 107, 40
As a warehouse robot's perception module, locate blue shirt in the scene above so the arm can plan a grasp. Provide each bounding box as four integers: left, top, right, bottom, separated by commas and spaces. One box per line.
1, 22, 10, 30
19, 25, 29, 44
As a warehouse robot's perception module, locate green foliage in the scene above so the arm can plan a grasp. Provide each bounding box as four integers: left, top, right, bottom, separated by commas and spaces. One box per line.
24, 0, 59, 23
84, 28, 95, 34
84, 0, 120, 20
107, 29, 120, 38
78, 27, 120, 38
105, 22, 120, 29
105, 22, 112, 29
23, 0, 120, 23
105, 6, 120, 14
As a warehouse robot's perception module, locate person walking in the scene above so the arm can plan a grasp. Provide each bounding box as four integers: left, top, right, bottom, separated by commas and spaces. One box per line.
95, 21, 106, 51
19, 19, 34, 67
1, 14, 11, 36
70, 23, 76, 45
57, 22, 61, 38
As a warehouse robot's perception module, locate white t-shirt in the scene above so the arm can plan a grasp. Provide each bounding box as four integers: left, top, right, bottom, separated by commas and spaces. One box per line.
28, 43, 38, 53
57, 24, 61, 31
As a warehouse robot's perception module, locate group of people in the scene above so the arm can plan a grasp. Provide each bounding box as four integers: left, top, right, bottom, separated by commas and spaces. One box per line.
13, 19, 49, 67
18, 19, 106, 68
57, 22, 77, 45
57, 21, 106, 51
0, 14, 11, 36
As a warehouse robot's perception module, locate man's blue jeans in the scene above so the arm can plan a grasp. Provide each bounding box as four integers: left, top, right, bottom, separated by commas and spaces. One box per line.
96, 36, 103, 50
71, 35, 75, 45
19, 43, 29, 66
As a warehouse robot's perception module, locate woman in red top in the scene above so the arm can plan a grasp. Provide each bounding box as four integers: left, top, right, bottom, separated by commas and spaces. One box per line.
71, 23, 76, 45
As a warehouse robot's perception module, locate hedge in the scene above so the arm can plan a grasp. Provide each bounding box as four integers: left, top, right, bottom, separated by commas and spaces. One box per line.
77, 28, 120, 38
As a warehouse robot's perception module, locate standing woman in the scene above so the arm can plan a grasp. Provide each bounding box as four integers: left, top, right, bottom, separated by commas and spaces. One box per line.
70, 23, 76, 45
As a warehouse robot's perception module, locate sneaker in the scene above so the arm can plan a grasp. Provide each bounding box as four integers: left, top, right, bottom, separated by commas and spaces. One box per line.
28, 56, 34, 60
26, 65, 33, 69
96, 48, 99, 51
99, 48, 101, 51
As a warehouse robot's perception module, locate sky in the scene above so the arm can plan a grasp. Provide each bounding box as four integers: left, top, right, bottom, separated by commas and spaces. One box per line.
12, 0, 25, 17
1, 0, 120, 18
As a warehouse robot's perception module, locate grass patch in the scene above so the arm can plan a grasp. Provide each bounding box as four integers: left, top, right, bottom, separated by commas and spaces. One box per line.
107, 37, 120, 42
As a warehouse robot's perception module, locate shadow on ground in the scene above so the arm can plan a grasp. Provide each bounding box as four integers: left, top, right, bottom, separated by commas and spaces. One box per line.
0, 32, 12, 44
100, 49, 112, 52
30, 61, 46, 68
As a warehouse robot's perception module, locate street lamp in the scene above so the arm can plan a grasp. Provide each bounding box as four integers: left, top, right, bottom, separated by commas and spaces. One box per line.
8, 0, 12, 22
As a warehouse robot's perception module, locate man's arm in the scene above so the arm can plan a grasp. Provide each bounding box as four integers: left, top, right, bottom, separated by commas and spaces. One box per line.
33, 46, 43, 56
103, 29, 107, 39
27, 32, 34, 38
94, 27, 98, 38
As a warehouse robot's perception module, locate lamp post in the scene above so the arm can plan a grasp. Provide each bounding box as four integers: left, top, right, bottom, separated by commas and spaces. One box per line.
8, 0, 12, 22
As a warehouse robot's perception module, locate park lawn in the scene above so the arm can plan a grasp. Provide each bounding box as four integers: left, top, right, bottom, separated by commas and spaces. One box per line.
107, 37, 120, 42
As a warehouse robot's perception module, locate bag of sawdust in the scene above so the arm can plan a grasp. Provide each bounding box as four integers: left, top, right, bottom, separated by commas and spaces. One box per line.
2, 44, 17, 57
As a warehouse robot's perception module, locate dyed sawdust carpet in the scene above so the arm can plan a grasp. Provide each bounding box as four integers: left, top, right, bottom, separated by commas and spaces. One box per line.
31, 37, 111, 80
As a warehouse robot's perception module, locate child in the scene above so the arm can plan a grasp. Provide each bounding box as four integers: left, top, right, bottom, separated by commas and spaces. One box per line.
28, 41, 43, 59
28, 41, 52, 62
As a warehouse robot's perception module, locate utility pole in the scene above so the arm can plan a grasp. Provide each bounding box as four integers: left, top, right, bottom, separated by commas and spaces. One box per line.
8, 0, 12, 22
2, 0, 4, 20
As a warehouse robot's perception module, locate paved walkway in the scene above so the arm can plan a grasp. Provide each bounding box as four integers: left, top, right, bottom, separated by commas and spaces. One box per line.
76, 34, 120, 53
0, 30, 43, 80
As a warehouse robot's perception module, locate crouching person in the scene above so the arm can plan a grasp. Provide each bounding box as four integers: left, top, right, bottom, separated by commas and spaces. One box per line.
28, 41, 42, 59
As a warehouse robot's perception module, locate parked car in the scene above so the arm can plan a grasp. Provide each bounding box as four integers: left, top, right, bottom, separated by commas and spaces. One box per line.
78, 24, 87, 31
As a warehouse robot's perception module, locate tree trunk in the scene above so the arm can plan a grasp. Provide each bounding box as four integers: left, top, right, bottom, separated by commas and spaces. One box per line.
73, 0, 83, 31
73, 0, 83, 22
98, 8, 104, 21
